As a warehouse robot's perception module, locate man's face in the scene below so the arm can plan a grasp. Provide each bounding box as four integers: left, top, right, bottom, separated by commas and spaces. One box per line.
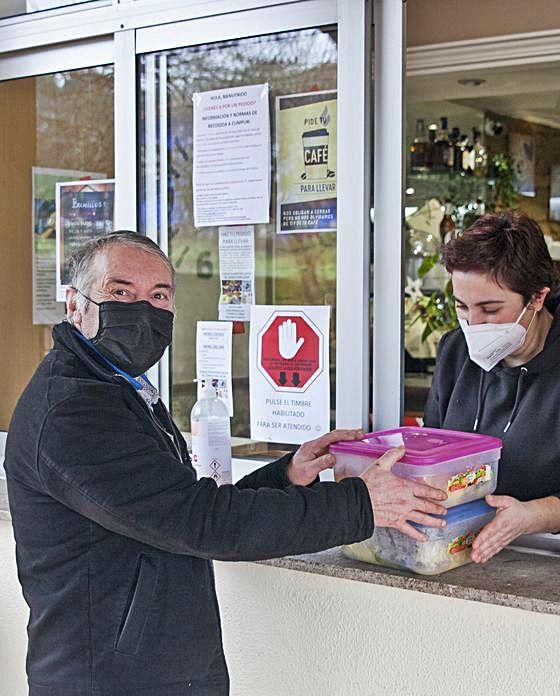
67, 245, 174, 338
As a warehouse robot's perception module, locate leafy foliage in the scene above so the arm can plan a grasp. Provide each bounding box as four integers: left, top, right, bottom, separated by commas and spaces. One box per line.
407, 254, 458, 341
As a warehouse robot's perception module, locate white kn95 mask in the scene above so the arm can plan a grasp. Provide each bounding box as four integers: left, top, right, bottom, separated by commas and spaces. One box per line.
458, 305, 535, 372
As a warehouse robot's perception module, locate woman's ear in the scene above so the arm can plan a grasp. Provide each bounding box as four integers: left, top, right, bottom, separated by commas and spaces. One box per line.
529, 286, 550, 312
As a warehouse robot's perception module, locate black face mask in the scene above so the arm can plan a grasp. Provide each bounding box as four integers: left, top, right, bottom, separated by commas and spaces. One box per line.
79, 293, 174, 376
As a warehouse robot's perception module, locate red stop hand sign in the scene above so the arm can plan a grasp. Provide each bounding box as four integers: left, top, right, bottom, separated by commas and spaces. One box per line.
257, 311, 324, 391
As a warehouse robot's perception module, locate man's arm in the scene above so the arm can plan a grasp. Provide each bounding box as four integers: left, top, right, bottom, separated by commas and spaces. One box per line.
36, 395, 374, 562
235, 430, 365, 491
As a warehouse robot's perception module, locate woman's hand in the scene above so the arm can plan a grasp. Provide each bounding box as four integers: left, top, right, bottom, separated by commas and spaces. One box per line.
471, 494, 560, 563
286, 428, 365, 486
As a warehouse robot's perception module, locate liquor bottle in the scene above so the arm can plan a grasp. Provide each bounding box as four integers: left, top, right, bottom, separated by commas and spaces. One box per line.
410, 118, 431, 172
190, 384, 232, 485
472, 128, 488, 177
440, 201, 456, 244
450, 127, 462, 173
433, 116, 454, 171
461, 133, 475, 175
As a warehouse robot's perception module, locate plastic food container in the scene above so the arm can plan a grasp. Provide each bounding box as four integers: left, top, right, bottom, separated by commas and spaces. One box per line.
330, 426, 502, 508
341, 499, 496, 575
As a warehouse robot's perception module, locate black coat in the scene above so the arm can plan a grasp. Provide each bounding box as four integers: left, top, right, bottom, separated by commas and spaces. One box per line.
5, 322, 373, 696
424, 298, 560, 501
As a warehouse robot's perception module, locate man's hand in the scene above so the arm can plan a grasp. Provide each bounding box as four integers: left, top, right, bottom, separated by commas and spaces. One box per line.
286, 428, 365, 486
360, 446, 448, 541
471, 494, 560, 564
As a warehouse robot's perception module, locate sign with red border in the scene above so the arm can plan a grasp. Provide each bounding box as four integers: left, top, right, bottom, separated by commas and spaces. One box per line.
250, 305, 330, 444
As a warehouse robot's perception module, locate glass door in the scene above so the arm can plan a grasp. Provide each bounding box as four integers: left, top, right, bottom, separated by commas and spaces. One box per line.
137, 1, 372, 454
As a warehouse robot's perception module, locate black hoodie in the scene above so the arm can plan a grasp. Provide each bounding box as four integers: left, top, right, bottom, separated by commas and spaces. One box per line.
5, 322, 373, 696
424, 297, 560, 501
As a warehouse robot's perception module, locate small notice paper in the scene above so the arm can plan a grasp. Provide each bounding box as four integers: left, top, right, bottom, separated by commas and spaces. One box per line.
218, 225, 255, 321
196, 321, 234, 416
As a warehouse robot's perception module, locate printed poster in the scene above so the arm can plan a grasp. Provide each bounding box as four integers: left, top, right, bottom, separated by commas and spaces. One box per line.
218, 225, 255, 321
32, 167, 104, 324
276, 90, 337, 234
249, 305, 330, 444
56, 179, 114, 301
196, 321, 234, 416
193, 83, 270, 227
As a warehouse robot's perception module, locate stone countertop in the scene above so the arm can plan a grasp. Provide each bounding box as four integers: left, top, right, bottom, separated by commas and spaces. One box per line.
259, 546, 560, 616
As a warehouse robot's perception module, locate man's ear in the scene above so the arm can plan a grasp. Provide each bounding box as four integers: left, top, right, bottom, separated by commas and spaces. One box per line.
529, 286, 550, 312
66, 287, 82, 328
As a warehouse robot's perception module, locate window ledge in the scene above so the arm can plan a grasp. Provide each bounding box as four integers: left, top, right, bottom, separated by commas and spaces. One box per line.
256, 546, 560, 616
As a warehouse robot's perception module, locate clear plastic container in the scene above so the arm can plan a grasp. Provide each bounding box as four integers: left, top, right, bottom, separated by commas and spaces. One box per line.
342, 499, 496, 575
330, 426, 502, 508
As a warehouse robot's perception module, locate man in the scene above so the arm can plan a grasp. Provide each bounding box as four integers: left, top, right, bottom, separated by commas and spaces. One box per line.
5, 232, 447, 696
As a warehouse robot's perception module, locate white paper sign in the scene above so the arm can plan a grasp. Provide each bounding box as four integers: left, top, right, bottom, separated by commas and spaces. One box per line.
218, 225, 255, 321
249, 305, 330, 444
196, 321, 234, 416
193, 83, 270, 227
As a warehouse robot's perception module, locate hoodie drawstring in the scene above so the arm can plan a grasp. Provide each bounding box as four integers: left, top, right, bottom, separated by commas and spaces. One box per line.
473, 366, 528, 433
503, 366, 528, 433
473, 370, 485, 432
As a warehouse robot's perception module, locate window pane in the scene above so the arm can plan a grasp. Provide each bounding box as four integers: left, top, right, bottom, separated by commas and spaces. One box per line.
404, 55, 560, 422
139, 29, 337, 440
0, 65, 114, 430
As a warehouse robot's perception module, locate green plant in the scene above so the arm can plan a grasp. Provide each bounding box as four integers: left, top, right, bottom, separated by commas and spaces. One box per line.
407, 254, 458, 341
488, 152, 519, 211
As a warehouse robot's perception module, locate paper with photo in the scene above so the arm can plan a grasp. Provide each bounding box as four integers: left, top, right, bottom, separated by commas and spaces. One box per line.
32, 167, 104, 324
218, 225, 255, 321
56, 179, 114, 301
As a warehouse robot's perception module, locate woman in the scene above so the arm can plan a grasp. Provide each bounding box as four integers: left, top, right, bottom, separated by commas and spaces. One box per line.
424, 210, 560, 563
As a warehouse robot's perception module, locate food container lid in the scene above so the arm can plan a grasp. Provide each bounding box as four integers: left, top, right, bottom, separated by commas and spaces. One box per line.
428, 498, 495, 527
329, 426, 502, 466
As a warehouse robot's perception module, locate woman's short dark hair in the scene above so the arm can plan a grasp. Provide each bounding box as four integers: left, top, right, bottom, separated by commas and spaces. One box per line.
441, 210, 559, 303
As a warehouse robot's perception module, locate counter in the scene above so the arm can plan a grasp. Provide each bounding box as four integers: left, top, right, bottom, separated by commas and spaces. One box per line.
259, 545, 560, 615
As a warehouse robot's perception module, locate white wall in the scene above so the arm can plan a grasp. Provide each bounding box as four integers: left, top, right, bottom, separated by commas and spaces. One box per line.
3, 518, 560, 696
214, 561, 560, 696
0, 521, 28, 696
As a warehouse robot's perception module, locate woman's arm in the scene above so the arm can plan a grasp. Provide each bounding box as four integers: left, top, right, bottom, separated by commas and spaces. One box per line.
471, 494, 560, 563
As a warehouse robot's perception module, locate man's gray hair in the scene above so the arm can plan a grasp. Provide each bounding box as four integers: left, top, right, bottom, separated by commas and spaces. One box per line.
68, 231, 175, 317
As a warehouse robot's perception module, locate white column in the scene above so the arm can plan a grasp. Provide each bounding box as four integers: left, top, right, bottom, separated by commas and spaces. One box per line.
372, 0, 405, 429
336, 0, 372, 429
113, 29, 137, 231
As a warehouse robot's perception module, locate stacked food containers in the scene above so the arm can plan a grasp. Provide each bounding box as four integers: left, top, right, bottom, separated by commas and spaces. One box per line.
329, 427, 502, 575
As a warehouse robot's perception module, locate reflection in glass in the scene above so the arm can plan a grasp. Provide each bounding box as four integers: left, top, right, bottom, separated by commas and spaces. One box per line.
0, 65, 114, 429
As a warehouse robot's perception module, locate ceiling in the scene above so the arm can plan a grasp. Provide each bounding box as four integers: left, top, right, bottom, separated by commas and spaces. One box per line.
407, 61, 560, 130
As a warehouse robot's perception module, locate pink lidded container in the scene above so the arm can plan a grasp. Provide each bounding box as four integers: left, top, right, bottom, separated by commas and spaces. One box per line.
330, 427, 502, 508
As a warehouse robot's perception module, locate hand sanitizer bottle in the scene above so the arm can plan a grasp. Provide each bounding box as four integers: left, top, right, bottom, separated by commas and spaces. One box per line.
190, 384, 232, 485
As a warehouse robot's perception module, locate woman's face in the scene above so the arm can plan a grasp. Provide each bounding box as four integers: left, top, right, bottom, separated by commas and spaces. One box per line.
452, 270, 536, 328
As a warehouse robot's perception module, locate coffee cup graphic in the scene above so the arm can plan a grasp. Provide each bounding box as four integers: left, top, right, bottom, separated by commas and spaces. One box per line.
302, 127, 329, 180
